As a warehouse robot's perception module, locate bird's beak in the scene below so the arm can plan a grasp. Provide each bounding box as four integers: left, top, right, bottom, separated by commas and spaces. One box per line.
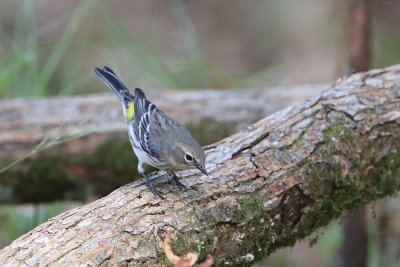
195, 163, 208, 176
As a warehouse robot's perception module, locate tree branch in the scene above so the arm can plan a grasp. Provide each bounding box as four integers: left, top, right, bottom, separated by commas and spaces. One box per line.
1, 65, 400, 266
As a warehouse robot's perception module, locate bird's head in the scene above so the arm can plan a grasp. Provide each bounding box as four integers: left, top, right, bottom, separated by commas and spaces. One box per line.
175, 142, 207, 175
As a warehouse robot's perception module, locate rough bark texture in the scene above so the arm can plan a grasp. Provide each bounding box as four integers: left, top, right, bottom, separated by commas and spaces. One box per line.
0, 84, 327, 163
1, 65, 400, 266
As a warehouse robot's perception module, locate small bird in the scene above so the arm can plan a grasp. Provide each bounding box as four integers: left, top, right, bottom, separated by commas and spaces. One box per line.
94, 66, 207, 199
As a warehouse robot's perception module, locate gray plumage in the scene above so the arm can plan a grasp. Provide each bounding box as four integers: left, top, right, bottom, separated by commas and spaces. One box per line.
94, 66, 207, 199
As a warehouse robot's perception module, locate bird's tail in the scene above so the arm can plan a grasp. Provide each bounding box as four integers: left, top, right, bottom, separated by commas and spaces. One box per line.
134, 87, 147, 99
94, 66, 138, 121
94, 66, 135, 106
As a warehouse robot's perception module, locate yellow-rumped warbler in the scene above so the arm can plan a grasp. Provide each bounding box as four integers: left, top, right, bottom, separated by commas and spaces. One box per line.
94, 66, 207, 199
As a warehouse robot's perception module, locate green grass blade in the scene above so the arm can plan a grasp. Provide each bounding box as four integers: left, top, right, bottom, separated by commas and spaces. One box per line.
39, 0, 94, 93
168, 0, 203, 62
12, 0, 39, 97
97, 2, 180, 88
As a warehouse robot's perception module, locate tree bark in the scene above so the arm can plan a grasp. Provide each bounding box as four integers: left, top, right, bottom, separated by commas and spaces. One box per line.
1, 65, 400, 266
0, 84, 327, 164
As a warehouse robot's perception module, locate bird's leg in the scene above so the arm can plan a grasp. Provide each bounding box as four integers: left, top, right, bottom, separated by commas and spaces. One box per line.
143, 173, 166, 200
168, 172, 187, 191
138, 162, 165, 199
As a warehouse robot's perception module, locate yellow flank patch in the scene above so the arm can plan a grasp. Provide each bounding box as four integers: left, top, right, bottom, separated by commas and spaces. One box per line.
126, 102, 134, 121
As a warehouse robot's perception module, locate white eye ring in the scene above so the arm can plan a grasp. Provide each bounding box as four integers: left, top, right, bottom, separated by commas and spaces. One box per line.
185, 153, 193, 162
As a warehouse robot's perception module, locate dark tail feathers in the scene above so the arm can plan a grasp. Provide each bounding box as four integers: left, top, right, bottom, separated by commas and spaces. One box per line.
94, 66, 134, 104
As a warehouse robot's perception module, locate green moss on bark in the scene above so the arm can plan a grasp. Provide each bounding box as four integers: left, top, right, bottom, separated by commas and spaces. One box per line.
191, 122, 400, 265
173, 230, 217, 263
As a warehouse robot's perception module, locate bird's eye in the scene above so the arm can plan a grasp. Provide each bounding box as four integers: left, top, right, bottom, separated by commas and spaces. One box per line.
185, 153, 193, 162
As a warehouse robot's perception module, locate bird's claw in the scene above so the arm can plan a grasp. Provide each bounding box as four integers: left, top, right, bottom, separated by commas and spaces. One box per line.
168, 172, 187, 191
145, 179, 166, 200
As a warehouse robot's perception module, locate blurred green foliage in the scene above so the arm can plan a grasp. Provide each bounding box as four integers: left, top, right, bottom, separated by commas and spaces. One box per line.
0, 0, 93, 97
0, 0, 239, 97
0, 0, 399, 98
1, 0, 399, 98
13, 157, 76, 203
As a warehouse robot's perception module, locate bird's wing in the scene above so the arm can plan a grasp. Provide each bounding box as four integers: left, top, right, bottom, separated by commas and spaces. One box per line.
134, 96, 160, 157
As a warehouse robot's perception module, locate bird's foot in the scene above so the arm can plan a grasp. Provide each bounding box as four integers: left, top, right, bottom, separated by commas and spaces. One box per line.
168, 172, 187, 191
144, 178, 166, 200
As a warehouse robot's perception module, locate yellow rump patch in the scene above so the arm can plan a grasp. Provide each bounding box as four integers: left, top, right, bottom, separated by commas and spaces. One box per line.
126, 102, 134, 121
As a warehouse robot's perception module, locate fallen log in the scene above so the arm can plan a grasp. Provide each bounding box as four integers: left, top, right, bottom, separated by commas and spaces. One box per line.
0, 65, 399, 266
0, 84, 327, 163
